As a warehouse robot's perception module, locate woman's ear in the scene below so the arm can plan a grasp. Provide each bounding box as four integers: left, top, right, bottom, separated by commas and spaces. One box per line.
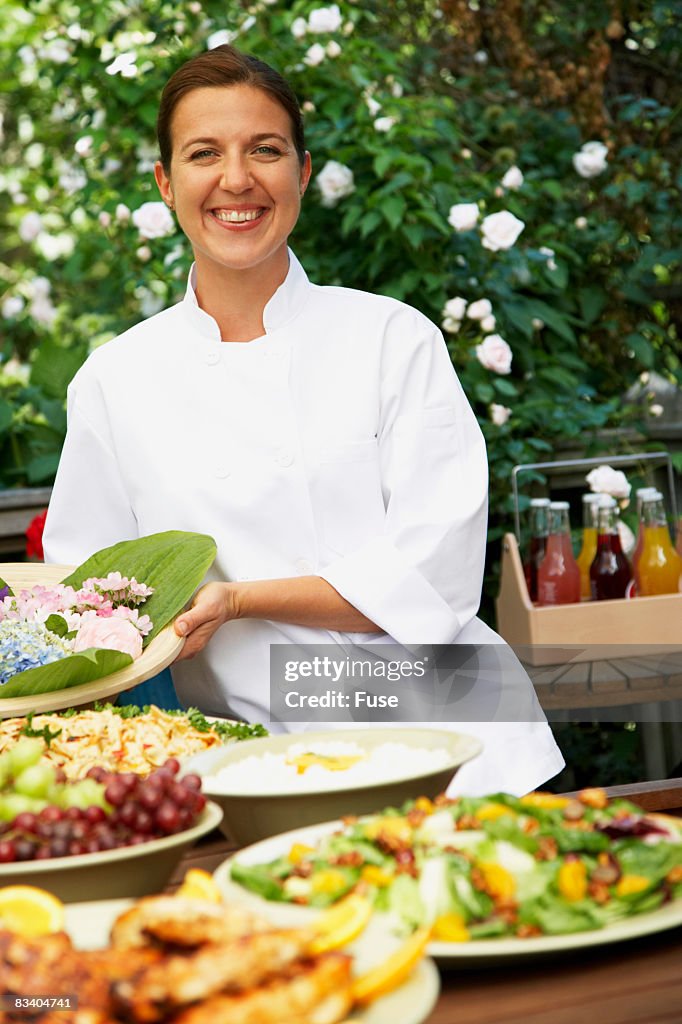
154, 160, 174, 209
300, 151, 312, 196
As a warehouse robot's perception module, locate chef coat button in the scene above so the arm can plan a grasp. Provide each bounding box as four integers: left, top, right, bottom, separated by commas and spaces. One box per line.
206, 351, 220, 365
295, 558, 314, 574
275, 450, 294, 468
215, 466, 230, 479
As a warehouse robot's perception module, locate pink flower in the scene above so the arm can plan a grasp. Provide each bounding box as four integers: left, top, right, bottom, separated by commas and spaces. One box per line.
72, 616, 143, 659
475, 334, 513, 374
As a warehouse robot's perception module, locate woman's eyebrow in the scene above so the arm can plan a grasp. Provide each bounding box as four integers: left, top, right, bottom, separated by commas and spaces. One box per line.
180, 132, 290, 152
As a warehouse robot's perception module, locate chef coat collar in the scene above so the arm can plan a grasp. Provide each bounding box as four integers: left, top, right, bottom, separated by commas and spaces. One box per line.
181, 248, 310, 341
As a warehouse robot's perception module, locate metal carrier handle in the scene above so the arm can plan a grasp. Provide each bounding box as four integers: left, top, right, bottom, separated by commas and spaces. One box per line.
511, 451, 679, 545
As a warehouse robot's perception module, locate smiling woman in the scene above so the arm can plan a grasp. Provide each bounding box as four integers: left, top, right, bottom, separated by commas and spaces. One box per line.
42, 45, 564, 797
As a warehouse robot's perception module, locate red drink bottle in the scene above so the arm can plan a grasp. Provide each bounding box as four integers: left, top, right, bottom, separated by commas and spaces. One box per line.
524, 498, 550, 603
590, 496, 632, 600
537, 501, 581, 606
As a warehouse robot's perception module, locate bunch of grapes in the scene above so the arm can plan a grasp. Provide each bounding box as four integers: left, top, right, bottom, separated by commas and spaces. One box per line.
0, 739, 205, 862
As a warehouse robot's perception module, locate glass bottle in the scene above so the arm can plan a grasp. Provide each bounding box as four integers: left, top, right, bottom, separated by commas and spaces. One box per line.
537, 502, 581, 606
676, 516, 682, 559
524, 498, 550, 603
589, 496, 632, 600
576, 493, 601, 601
631, 486, 659, 592
637, 492, 682, 596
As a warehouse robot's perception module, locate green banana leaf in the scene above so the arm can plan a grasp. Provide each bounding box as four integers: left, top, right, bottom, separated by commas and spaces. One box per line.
0, 530, 217, 699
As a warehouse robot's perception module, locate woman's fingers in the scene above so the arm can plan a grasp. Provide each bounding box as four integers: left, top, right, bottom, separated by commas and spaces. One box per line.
173, 583, 233, 660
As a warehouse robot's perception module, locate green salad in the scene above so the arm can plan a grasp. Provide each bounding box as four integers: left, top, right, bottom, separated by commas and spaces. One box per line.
231, 790, 682, 940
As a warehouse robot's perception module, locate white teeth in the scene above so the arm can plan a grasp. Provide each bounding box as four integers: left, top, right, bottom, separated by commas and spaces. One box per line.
213, 209, 263, 223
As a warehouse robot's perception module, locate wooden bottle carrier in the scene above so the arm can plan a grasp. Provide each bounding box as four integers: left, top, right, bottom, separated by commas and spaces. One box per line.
495, 453, 682, 665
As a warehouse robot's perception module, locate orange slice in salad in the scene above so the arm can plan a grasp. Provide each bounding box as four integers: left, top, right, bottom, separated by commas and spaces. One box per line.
0, 885, 65, 938
352, 926, 431, 1004
310, 893, 373, 953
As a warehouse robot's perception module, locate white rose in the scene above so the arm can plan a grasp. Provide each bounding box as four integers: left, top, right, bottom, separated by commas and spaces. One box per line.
490, 403, 511, 426
116, 202, 131, 222
31, 276, 51, 297
106, 52, 138, 77
308, 4, 343, 33
480, 210, 525, 251
365, 96, 382, 116
442, 296, 467, 321
18, 211, 43, 242
480, 314, 496, 332
572, 140, 608, 178
575, 216, 588, 229
74, 135, 94, 158
303, 43, 326, 66
327, 40, 341, 57
649, 403, 664, 417
132, 201, 175, 239
460, 148, 472, 159
501, 165, 524, 190
206, 29, 235, 49
30, 295, 57, 326
36, 232, 75, 261
98, 211, 112, 228
136, 245, 152, 262
466, 298, 492, 321
315, 160, 355, 208
475, 334, 513, 375
374, 116, 396, 133
448, 202, 479, 232
291, 17, 308, 39
532, 317, 544, 330
586, 465, 631, 500
441, 317, 461, 334
2, 296, 25, 318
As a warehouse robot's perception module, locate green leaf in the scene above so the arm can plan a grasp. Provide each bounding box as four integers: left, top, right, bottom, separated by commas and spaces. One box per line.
359, 210, 382, 239
60, 531, 217, 643
625, 332, 654, 367
578, 287, 607, 325
475, 382, 495, 403
0, 648, 133, 698
0, 400, 13, 435
493, 378, 518, 398
380, 194, 407, 231
45, 614, 69, 637
31, 341, 87, 400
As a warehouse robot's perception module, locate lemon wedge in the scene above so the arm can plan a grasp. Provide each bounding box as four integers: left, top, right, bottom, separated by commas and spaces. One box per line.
309, 893, 373, 954
175, 868, 223, 903
0, 885, 65, 938
352, 926, 430, 1004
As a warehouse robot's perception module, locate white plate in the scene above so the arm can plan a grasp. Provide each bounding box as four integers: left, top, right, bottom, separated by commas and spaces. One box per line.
216, 817, 682, 964
65, 896, 439, 1024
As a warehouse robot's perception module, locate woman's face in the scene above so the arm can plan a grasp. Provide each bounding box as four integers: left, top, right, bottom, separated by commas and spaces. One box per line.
155, 84, 311, 280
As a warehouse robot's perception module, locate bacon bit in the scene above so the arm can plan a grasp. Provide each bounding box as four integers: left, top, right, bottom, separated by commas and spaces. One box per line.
562, 800, 585, 822
292, 896, 309, 905
394, 848, 417, 877
434, 793, 456, 807
516, 923, 542, 938
495, 899, 519, 926
456, 814, 481, 831
578, 787, 608, 809
588, 881, 611, 905
292, 861, 313, 878
522, 818, 539, 834
406, 808, 427, 828
113, 750, 124, 759
666, 865, 682, 885
341, 815, 358, 826
535, 837, 558, 861
331, 851, 364, 868
470, 867, 486, 892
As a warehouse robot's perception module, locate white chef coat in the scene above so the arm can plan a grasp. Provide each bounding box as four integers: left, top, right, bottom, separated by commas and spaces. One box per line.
43, 250, 564, 796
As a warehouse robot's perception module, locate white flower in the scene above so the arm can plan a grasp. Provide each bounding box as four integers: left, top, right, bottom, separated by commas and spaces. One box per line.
307, 4, 343, 33
639, 371, 650, 385
115, 203, 131, 223
98, 211, 112, 228
132, 201, 175, 239
365, 96, 382, 116
441, 317, 461, 334
188, 1, 202, 12
30, 276, 51, 298
448, 202, 479, 232
343, 20, 355, 36
539, 245, 557, 271
480, 210, 525, 251
532, 317, 544, 330
490, 403, 511, 426
374, 116, 396, 133
207, 29, 235, 49
586, 465, 631, 500
442, 296, 467, 321
136, 245, 152, 262
575, 216, 588, 229
36, 232, 75, 261
1, 358, 30, 384
474, 49, 488, 64
466, 298, 492, 321
136, 141, 158, 175
74, 135, 94, 158
501, 165, 524, 190
30, 295, 57, 326
475, 334, 513, 375
25, 142, 44, 168
303, 43, 326, 66
315, 160, 355, 208
58, 165, 87, 195
18, 212, 43, 242
291, 16, 308, 39
649, 403, 664, 417
460, 148, 472, 159
42, 39, 71, 63
103, 158, 122, 175
326, 40, 342, 57
106, 52, 138, 78
480, 314, 496, 332
572, 140, 608, 178
389, 79, 404, 98
302, 100, 316, 113
2, 296, 25, 318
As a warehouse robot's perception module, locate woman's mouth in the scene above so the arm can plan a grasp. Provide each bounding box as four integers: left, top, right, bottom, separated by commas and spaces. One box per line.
210, 207, 267, 228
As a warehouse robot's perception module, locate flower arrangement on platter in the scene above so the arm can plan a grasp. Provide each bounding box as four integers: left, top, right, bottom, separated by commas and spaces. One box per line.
0, 531, 216, 699
0, 573, 154, 684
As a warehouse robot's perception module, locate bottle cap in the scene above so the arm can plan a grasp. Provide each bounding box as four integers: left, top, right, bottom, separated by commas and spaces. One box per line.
596, 494, 617, 507
636, 486, 658, 496
530, 498, 551, 507
549, 501, 570, 510
641, 490, 663, 502
582, 492, 602, 503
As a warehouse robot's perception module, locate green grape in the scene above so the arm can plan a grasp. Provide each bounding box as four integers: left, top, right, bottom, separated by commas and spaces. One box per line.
0, 793, 40, 821
14, 763, 56, 799
72, 778, 108, 809
0, 752, 12, 788
8, 737, 45, 777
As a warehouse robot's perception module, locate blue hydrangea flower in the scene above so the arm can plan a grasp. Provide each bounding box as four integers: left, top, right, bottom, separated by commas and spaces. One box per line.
0, 621, 72, 684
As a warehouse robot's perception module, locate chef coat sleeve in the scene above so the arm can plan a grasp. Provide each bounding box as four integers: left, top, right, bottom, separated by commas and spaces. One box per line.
43, 365, 138, 564
318, 316, 488, 645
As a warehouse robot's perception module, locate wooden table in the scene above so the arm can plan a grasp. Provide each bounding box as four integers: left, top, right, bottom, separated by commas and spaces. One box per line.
171, 779, 682, 1024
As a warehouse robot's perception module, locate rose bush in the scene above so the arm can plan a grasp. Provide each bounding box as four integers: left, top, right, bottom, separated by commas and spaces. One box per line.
1, 0, 680, 615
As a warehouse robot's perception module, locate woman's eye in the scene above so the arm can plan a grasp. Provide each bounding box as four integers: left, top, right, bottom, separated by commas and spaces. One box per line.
253, 145, 281, 156
190, 149, 216, 160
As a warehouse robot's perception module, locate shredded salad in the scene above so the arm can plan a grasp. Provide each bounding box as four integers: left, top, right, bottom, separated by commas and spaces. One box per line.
231, 790, 682, 940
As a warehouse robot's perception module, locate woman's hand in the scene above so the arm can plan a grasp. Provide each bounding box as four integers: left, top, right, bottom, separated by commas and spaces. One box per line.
173, 582, 240, 660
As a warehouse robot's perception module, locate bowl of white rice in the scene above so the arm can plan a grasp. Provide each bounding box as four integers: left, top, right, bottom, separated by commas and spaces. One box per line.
184, 727, 482, 845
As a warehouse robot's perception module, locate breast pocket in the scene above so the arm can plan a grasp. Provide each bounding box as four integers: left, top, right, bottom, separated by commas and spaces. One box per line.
315, 439, 385, 556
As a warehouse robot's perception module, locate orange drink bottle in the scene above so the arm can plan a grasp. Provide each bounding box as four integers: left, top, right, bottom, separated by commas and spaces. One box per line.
537, 502, 581, 606
576, 493, 601, 600
524, 498, 550, 603
631, 486, 659, 591
676, 517, 682, 559
589, 496, 632, 600
637, 491, 682, 596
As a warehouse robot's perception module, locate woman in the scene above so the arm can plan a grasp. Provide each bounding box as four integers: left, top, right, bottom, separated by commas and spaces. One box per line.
43, 45, 563, 795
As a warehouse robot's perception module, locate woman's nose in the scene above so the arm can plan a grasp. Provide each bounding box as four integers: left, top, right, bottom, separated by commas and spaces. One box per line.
219, 156, 252, 193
